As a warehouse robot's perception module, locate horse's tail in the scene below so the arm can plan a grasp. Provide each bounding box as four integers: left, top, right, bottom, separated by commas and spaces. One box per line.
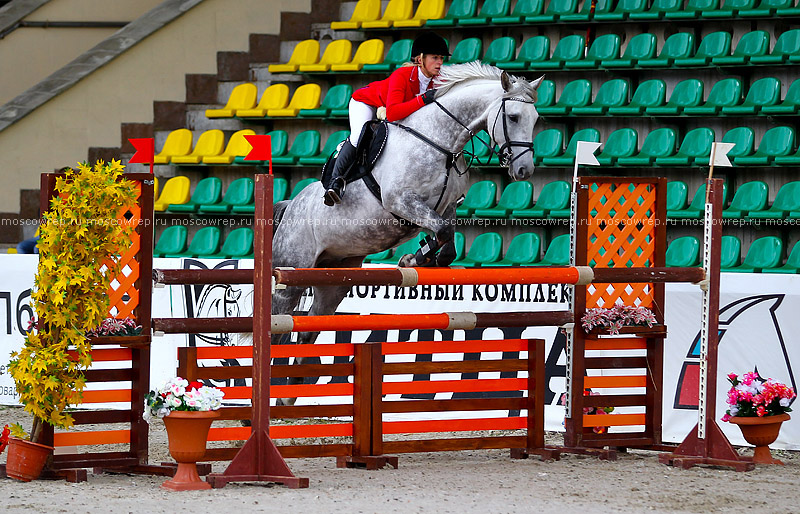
273, 200, 290, 235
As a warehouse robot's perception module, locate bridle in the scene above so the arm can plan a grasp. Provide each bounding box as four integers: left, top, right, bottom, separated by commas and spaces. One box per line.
489, 96, 536, 168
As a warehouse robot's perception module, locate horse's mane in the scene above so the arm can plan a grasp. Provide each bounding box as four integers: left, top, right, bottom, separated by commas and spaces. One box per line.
433, 61, 535, 101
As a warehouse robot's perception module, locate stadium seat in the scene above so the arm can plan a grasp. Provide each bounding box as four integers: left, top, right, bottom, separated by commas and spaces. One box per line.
665, 0, 719, 19
595, 0, 648, 20
542, 128, 600, 166
601, 33, 656, 68
459, 0, 511, 25
171, 130, 225, 164
363, 40, 412, 72
237, 84, 290, 118
199, 177, 255, 214
720, 235, 742, 269
696, 127, 754, 165
776, 0, 800, 15
722, 181, 768, 218
665, 236, 700, 267
668, 183, 728, 219
268, 39, 320, 73
298, 84, 352, 118
748, 181, 800, 218
608, 79, 666, 115
167, 177, 222, 213
214, 227, 255, 259
721, 77, 780, 115
565, 34, 621, 69
762, 79, 800, 115
655, 127, 714, 166
488, 233, 542, 266
751, 29, 800, 64
299, 40, 353, 72
537, 79, 591, 115
734, 126, 795, 166
154, 176, 191, 212
675, 31, 731, 66
234, 129, 288, 165
289, 178, 320, 199
331, 0, 381, 29
394, 0, 446, 26
362, 0, 413, 28
683, 78, 742, 115
629, 0, 682, 19
203, 129, 256, 165
531, 128, 564, 165
712, 30, 770, 66
205, 83, 257, 118
331, 39, 384, 71
512, 181, 571, 218
529, 234, 570, 266
298, 130, 350, 166
231, 177, 288, 215
267, 84, 321, 117
452, 232, 503, 267
645, 79, 703, 115
534, 80, 556, 108
617, 128, 677, 166
165, 227, 221, 259
572, 79, 629, 115
724, 236, 783, 273
702, 0, 755, 17
743, 0, 793, 16
763, 240, 800, 273
426, 0, 478, 26
638, 32, 695, 68
473, 181, 533, 218
481, 37, 516, 65
596, 128, 638, 166
464, 130, 494, 166
561, 0, 614, 21
271, 130, 321, 165
153, 226, 188, 258
498, 36, 550, 70
456, 180, 497, 217
449, 38, 483, 64
371, 234, 424, 265
493, 0, 544, 23
666, 180, 688, 211
536, 35, 585, 69
525, 0, 579, 22
154, 129, 193, 164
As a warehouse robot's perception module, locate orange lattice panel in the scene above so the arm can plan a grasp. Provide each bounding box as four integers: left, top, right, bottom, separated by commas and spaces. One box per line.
106, 182, 142, 320
586, 182, 657, 309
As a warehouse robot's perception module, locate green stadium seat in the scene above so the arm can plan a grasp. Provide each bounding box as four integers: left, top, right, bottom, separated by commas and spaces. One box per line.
722, 181, 768, 219
363, 40, 412, 72
666, 0, 719, 19
595, 0, 648, 20
773, 143, 800, 165
656, 127, 715, 166
637, 32, 695, 68
541, 128, 600, 166
537, 79, 591, 115
512, 180, 571, 218
456, 180, 497, 217
487, 233, 542, 266
596, 128, 638, 166
712, 30, 770, 66
427, 0, 478, 26
666, 180, 689, 211
168, 177, 222, 213
525, 0, 579, 22
449, 38, 483, 64
531, 128, 563, 165
498, 36, 549, 70
763, 240, 800, 274
369, 234, 422, 265
572, 79, 629, 115
561, 0, 614, 21
675, 31, 731, 67
361, 0, 413, 29
473, 181, 533, 218
734, 126, 795, 166
166, 227, 221, 258
289, 178, 320, 200
761, 79, 800, 116
645, 79, 703, 115
703, 0, 756, 17
171, 130, 225, 164
214, 227, 255, 259
205, 83, 257, 118
331, 0, 381, 29
535, 34, 585, 70
722, 77, 781, 115
630, 0, 682, 19
601, 33, 656, 68
394, 0, 446, 27
481, 37, 516, 65
529, 234, 570, 266
724, 236, 783, 273
299, 130, 350, 166
665, 236, 700, 267
695, 127, 754, 165
231, 177, 288, 215
683, 78, 742, 115
452, 232, 503, 267
199, 177, 255, 214
271, 130, 321, 166
668, 183, 728, 219
720, 235, 742, 269
452, 232, 466, 262
608, 79, 666, 115
565, 34, 621, 69
154, 226, 188, 258
751, 29, 800, 65
464, 130, 494, 166
237, 84, 290, 118
773, 0, 800, 15
618, 128, 677, 166
234, 129, 288, 166
494, 0, 544, 23
534, 80, 555, 107
742, 0, 793, 16
748, 181, 800, 218
298, 85, 352, 118
459, 0, 511, 24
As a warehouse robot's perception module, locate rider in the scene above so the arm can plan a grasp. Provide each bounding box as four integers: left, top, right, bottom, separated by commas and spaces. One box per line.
323, 31, 451, 206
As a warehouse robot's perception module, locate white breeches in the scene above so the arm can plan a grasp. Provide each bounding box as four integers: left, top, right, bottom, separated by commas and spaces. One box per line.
348, 99, 377, 146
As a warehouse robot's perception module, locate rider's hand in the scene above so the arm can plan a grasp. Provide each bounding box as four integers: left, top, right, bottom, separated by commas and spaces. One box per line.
420, 89, 437, 105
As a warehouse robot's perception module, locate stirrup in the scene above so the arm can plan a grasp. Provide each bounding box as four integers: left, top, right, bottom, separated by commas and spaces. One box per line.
323, 179, 345, 206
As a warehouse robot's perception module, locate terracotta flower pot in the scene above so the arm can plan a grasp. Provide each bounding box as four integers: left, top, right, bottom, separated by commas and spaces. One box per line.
162, 410, 219, 491
729, 413, 790, 465
5, 437, 53, 482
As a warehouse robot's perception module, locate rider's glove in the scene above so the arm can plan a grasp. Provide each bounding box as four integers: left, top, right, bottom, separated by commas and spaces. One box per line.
420, 89, 437, 105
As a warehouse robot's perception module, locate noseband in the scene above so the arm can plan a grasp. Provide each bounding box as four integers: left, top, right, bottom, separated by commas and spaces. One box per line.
490, 97, 536, 168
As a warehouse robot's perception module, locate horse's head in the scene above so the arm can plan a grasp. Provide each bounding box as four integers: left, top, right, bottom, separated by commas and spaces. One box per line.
490, 72, 543, 181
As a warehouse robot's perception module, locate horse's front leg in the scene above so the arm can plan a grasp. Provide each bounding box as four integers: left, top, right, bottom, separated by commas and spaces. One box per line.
384, 192, 456, 267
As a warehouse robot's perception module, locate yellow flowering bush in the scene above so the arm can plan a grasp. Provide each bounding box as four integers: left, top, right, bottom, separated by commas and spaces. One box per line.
8, 160, 138, 443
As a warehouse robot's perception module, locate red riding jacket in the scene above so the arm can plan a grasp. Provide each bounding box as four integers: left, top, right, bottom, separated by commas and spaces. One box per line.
351, 65, 427, 122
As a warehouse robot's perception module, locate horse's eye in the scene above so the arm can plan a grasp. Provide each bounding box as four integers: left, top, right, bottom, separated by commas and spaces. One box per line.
508, 114, 519, 123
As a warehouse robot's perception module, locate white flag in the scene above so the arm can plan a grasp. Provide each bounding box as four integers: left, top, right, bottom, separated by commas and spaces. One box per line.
709, 142, 736, 167
575, 141, 601, 166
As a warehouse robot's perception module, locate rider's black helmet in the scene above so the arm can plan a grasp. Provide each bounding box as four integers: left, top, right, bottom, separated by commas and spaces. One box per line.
411, 32, 451, 57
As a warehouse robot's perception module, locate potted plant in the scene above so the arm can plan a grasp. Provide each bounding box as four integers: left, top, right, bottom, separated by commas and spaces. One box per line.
144, 377, 225, 491
6, 160, 137, 481
721, 371, 796, 465
581, 305, 658, 335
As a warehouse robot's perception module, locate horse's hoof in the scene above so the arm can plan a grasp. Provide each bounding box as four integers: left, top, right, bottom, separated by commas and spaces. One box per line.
398, 254, 415, 267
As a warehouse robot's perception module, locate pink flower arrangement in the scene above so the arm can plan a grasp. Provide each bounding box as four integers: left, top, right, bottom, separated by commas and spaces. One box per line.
721, 371, 796, 422
581, 305, 657, 335
560, 390, 615, 434
86, 317, 142, 337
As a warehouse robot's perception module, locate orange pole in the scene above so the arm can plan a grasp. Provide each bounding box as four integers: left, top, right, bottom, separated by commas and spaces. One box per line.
291, 313, 452, 333
413, 267, 581, 285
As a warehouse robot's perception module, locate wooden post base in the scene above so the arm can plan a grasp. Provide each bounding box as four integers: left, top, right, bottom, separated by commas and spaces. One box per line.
658, 453, 755, 471
207, 473, 309, 489
510, 447, 561, 461
659, 422, 754, 472
336, 455, 399, 470
0, 464, 88, 483
556, 446, 618, 460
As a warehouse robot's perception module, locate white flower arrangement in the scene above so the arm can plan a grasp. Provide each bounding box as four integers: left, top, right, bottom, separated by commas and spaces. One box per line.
143, 377, 224, 423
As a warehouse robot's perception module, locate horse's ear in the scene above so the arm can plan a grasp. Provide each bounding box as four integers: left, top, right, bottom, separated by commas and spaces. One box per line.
530, 75, 545, 90
501, 71, 513, 92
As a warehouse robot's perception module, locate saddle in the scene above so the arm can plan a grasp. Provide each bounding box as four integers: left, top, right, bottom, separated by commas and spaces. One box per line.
320, 121, 388, 202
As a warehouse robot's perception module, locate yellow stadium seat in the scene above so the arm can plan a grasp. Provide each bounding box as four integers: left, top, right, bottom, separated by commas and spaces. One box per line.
394, 0, 446, 27
331, 39, 385, 72
268, 39, 320, 73
331, 0, 382, 29
203, 130, 257, 164
298, 40, 352, 72
205, 83, 258, 118
171, 130, 225, 164
154, 176, 191, 211
154, 129, 193, 164
267, 84, 322, 117
154, 176, 159, 199
237, 84, 290, 117
361, 0, 414, 28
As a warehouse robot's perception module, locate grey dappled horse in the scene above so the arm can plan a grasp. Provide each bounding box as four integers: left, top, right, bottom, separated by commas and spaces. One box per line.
271, 63, 542, 403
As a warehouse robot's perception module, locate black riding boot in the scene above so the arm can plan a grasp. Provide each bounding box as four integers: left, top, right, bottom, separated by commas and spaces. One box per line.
323, 140, 357, 206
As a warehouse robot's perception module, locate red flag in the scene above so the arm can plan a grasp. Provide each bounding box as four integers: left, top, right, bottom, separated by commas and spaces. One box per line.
244, 135, 273, 175
128, 138, 155, 174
